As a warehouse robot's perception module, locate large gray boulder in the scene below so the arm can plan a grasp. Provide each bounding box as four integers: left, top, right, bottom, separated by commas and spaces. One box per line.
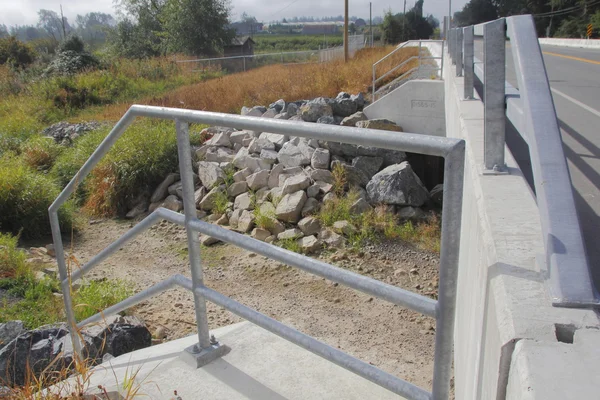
352, 156, 383, 179
300, 99, 333, 122
259, 132, 289, 149
199, 186, 226, 211
197, 161, 225, 189
331, 160, 370, 188
340, 111, 368, 127
150, 173, 180, 203
298, 217, 321, 236
0, 316, 150, 387
246, 170, 270, 191
310, 169, 334, 184
331, 98, 358, 117
0, 321, 24, 351
298, 235, 321, 254
277, 141, 315, 168
275, 191, 307, 223
311, 148, 330, 169
281, 174, 310, 195
233, 147, 271, 172
356, 118, 403, 132
205, 147, 236, 163
366, 162, 429, 206
248, 138, 275, 154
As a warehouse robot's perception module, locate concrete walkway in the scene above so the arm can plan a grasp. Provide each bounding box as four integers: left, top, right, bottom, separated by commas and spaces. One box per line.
71, 322, 406, 399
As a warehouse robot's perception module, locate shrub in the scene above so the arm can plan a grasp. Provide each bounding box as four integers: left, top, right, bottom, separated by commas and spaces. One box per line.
0, 36, 36, 69
254, 207, 275, 231
0, 232, 28, 279
21, 136, 64, 170
0, 155, 78, 238
45, 35, 100, 75
52, 120, 180, 216
72, 279, 133, 321
212, 190, 229, 215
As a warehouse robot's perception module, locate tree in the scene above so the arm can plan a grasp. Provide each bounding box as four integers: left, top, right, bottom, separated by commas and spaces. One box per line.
0, 36, 36, 68
160, 0, 234, 55
0, 25, 8, 39
382, 1, 436, 44
75, 12, 115, 47
111, 0, 234, 57
453, 0, 498, 26
37, 9, 71, 43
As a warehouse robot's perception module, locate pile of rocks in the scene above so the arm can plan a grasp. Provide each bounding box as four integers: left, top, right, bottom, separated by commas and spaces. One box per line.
0, 316, 151, 387
131, 92, 442, 253
43, 121, 103, 145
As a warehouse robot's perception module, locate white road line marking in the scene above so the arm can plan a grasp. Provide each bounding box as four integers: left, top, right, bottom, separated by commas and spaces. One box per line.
551, 87, 600, 119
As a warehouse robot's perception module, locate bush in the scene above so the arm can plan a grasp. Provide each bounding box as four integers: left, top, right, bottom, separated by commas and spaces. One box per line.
0, 36, 36, 69
0, 155, 78, 238
21, 136, 64, 170
45, 35, 100, 75
52, 119, 181, 216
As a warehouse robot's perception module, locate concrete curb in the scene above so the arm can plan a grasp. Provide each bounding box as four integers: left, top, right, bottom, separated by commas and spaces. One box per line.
539, 38, 600, 49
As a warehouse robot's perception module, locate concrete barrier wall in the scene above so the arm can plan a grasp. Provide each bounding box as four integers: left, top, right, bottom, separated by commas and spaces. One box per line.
443, 53, 599, 399
364, 80, 445, 136
539, 38, 600, 49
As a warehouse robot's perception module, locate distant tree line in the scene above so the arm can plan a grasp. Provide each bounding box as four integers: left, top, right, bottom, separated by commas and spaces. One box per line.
453, 0, 600, 37
381, 0, 440, 43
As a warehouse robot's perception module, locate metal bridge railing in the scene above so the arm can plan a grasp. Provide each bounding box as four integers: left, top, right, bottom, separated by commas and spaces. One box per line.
49, 105, 465, 400
372, 40, 445, 101
448, 15, 600, 308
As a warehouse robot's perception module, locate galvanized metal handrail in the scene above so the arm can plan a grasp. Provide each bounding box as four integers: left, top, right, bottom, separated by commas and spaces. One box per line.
49, 105, 465, 400
372, 40, 445, 100
447, 16, 599, 308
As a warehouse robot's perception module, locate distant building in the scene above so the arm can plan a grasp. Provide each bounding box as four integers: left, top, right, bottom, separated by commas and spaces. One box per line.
354, 18, 367, 28
223, 36, 255, 57
301, 23, 339, 35
230, 21, 263, 36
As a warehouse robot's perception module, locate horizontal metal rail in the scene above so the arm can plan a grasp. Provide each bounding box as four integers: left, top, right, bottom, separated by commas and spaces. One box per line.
50, 104, 465, 400
372, 40, 444, 100
448, 16, 599, 307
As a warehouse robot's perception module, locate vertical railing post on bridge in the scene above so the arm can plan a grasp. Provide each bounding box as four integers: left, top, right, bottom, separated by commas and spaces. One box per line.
463, 25, 474, 99
449, 29, 455, 64
456, 28, 463, 76
483, 18, 507, 172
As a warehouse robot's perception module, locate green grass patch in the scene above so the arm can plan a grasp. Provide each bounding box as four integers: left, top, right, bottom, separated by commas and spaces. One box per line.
0, 155, 79, 238
0, 232, 28, 279
277, 238, 302, 253
72, 279, 133, 321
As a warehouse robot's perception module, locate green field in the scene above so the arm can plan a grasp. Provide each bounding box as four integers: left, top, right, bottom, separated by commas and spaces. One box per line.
253, 34, 344, 53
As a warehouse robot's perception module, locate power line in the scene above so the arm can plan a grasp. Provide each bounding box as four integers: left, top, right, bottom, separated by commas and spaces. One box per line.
267, 0, 303, 19
533, 0, 600, 18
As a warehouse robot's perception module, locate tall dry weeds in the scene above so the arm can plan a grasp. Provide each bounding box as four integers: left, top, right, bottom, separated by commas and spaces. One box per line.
95, 46, 418, 120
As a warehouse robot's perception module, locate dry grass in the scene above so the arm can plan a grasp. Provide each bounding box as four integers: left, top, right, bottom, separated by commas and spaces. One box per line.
94, 46, 418, 120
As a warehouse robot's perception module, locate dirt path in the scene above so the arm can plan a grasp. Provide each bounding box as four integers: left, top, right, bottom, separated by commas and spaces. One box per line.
67, 217, 441, 391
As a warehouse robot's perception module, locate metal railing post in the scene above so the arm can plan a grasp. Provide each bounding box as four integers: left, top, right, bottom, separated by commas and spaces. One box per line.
456, 29, 463, 76
483, 19, 506, 172
440, 40, 445, 78
372, 63, 376, 99
175, 120, 212, 352
448, 29, 454, 63
463, 26, 474, 99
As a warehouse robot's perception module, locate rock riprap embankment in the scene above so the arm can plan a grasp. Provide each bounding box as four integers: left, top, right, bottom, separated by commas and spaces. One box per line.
127, 92, 442, 253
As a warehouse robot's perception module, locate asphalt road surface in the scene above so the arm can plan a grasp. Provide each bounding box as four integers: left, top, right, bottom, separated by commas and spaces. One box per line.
539, 45, 600, 290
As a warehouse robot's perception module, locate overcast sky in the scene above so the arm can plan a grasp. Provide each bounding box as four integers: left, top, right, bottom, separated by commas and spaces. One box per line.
0, 0, 466, 28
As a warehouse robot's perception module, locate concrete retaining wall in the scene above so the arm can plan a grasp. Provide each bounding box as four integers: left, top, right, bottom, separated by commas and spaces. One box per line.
539, 38, 600, 49
364, 80, 446, 136
443, 53, 599, 399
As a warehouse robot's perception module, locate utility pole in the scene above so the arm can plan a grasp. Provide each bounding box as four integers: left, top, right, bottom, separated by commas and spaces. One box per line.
402, 0, 407, 42
369, 2, 373, 47
344, 0, 349, 62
